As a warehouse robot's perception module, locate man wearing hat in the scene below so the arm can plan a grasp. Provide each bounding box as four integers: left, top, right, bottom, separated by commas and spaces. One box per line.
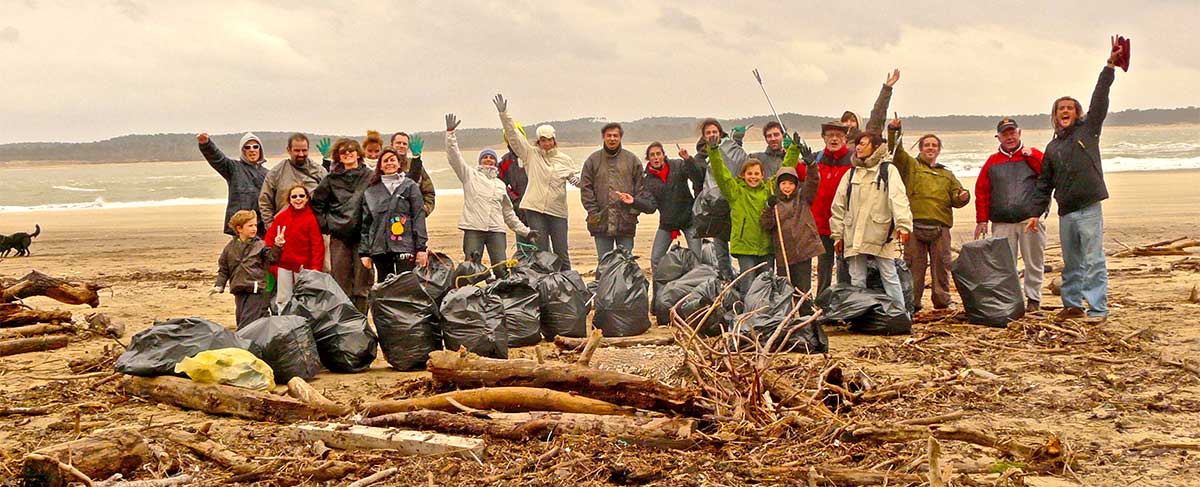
810, 120, 855, 293
494, 94, 579, 270
975, 118, 1046, 313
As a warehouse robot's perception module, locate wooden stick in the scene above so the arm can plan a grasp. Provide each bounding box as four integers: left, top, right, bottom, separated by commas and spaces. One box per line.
0, 406, 50, 416
362, 386, 635, 417
160, 429, 256, 474
576, 328, 603, 367
1, 270, 103, 307
928, 436, 947, 487
360, 409, 694, 442
23, 453, 95, 487
0, 334, 69, 356
21, 430, 150, 486
95, 474, 193, 487
292, 424, 485, 458
899, 410, 965, 426
286, 377, 351, 417
553, 334, 674, 350
0, 306, 73, 328
0, 322, 71, 338
346, 467, 398, 487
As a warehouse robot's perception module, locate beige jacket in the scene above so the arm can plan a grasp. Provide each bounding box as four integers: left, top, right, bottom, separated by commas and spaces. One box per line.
498, 110, 578, 219
445, 131, 531, 236
830, 144, 913, 260
259, 158, 328, 229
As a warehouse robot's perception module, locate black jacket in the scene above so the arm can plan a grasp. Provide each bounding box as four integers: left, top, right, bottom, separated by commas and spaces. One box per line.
311, 165, 373, 242
634, 159, 702, 232
215, 237, 281, 294
358, 177, 428, 257
499, 151, 528, 210
1032, 66, 1115, 216
200, 141, 269, 237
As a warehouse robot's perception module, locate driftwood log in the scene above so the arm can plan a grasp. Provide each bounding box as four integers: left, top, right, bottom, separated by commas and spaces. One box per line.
1112, 237, 1199, 257
0, 322, 72, 339
22, 430, 152, 487
292, 423, 486, 458
1, 270, 104, 307
426, 350, 703, 415
0, 303, 72, 328
848, 424, 1059, 463
362, 386, 635, 417
0, 334, 69, 357
120, 375, 335, 423
360, 409, 695, 442
286, 377, 351, 417
553, 334, 675, 350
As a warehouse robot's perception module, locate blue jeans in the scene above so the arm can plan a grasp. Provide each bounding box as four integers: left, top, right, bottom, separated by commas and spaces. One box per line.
649, 227, 703, 271
463, 229, 510, 278
734, 254, 773, 293
524, 210, 571, 270
1059, 202, 1108, 317
594, 235, 636, 262
847, 254, 905, 311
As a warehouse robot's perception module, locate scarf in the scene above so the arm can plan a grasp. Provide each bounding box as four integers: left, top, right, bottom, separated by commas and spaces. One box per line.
382, 173, 403, 193
479, 165, 499, 179
645, 161, 680, 240
604, 145, 621, 156
823, 145, 849, 161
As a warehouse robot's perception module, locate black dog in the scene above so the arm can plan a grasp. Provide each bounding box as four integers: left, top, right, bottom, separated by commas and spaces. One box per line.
0, 224, 40, 257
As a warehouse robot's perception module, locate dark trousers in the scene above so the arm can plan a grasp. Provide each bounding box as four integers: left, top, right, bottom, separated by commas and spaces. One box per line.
524, 210, 571, 271
463, 229, 510, 278
329, 237, 373, 313
904, 225, 953, 309
784, 259, 814, 314
817, 235, 849, 292
734, 254, 773, 293
372, 253, 416, 283
234, 292, 271, 330
513, 208, 532, 245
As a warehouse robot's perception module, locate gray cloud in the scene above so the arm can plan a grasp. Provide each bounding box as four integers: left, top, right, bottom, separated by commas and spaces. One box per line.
0, 0, 1195, 144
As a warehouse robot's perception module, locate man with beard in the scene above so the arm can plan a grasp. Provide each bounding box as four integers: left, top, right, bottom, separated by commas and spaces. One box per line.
259, 133, 328, 230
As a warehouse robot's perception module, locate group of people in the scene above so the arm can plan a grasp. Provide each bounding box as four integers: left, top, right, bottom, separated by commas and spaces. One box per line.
206, 39, 1122, 330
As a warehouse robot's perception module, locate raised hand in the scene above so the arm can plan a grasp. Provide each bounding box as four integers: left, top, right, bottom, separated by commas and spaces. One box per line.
798, 139, 815, 164
888, 114, 902, 130
197, 133, 210, 145
274, 226, 287, 247
493, 94, 507, 112
677, 144, 691, 160
783, 132, 793, 150
410, 135, 424, 157
445, 113, 461, 132
885, 68, 901, 87
316, 138, 332, 158
731, 125, 749, 142
1108, 36, 1122, 66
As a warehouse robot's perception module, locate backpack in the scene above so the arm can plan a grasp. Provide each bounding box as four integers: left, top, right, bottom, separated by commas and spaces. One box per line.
845, 160, 895, 243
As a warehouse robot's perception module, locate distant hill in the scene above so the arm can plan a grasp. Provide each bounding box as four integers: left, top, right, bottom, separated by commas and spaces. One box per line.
1, 107, 1195, 163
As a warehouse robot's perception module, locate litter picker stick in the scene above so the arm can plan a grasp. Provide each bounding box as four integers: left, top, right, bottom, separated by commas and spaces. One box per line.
773, 206, 794, 304
752, 68, 807, 146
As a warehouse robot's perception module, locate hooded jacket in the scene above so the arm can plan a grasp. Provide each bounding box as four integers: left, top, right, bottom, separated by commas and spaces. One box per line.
708, 145, 797, 257
580, 146, 645, 237
888, 128, 969, 228
1031, 66, 1115, 216
760, 147, 824, 265
264, 204, 324, 273
845, 84, 894, 144
446, 131, 532, 236
497, 111, 578, 219
830, 144, 913, 260
358, 175, 428, 257
976, 144, 1044, 224
199, 133, 269, 237
311, 164, 373, 242
634, 158, 702, 232
259, 157, 328, 229
215, 237, 281, 294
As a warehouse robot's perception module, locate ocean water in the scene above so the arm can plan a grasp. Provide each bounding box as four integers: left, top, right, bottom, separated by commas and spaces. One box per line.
1, 124, 1197, 213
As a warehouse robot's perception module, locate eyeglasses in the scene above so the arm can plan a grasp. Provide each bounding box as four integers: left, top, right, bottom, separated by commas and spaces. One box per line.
244, 144, 261, 150
290, 194, 307, 200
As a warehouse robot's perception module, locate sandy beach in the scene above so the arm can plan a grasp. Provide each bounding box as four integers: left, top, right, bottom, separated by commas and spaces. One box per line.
2, 168, 1199, 485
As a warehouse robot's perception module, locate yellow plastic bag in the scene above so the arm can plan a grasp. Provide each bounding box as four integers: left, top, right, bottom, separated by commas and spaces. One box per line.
174, 348, 275, 392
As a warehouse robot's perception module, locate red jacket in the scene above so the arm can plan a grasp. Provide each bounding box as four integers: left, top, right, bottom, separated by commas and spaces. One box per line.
975, 146, 1044, 224
810, 147, 853, 236
264, 205, 324, 273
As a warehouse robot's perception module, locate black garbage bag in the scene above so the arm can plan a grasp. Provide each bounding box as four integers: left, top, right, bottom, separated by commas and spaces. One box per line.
593, 247, 651, 337
865, 258, 915, 315
537, 270, 591, 339
951, 237, 1025, 327
369, 271, 442, 371
487, 274, 542, 348
692, 186, 731, 240
115, 317, 248, 376
280, 270, 378, 373
816, 285, 912, 335
415, 252, 456, 306
454, 259, 492, 287
236, 315, 322, 383
730, 273, 828, 353
675, 277, 737, 337
513, 245, 563, 274
653, 265, 718, 324
653, 242, 697, 292
440, 286, 508, 358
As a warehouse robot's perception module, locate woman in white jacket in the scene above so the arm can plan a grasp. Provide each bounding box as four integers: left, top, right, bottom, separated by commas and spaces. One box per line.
445, 113, 538, 277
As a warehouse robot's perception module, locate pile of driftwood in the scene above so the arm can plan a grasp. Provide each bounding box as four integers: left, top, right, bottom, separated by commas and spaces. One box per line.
0, 270, 117, 359
1111, 237, 1199, 257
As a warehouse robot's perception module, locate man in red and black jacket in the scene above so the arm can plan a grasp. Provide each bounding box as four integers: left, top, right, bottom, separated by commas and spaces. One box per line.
811, 121, 854, 293
974, 118, 1046, 312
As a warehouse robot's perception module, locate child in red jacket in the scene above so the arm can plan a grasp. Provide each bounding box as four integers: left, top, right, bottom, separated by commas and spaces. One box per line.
264, 184, 325, 309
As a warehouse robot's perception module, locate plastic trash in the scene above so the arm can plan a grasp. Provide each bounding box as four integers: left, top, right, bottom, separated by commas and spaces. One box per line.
865, 258, 915, 315
536, 270, 591, 339
592, 247, 651, 337
174, 348, 275, 391
440, 286, 508, 358
115, 317, 248, 377
675, 277, 736, 337
732, 273, 828, 353
415, 252, 456, 306
816, 285, 912, 335
487, 274, 542, 348
280, 270, 378, 373
235, 315, 322, 383
691, 186, 731, 240
653, 242, 698, 292
951, 237, 1025, 327
369, 271, 442, 371
653, 265, 719, 324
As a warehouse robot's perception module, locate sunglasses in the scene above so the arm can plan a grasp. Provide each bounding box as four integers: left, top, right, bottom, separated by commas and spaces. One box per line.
290, 194, 307, 200
243, 144, 261, 150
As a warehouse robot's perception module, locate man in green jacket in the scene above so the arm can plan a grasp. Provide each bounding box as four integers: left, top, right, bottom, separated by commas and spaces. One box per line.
888, 118, 970, 311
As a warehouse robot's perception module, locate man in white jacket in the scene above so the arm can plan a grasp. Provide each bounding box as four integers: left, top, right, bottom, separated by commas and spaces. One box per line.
830, 132, 913, 310
494, 94, 579, 270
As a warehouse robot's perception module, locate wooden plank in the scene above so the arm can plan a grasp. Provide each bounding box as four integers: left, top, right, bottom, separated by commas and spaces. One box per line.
292, 423, 485, 459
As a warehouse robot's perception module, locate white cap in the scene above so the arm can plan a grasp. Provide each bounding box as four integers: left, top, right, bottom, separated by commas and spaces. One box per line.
536, 124, 556, 140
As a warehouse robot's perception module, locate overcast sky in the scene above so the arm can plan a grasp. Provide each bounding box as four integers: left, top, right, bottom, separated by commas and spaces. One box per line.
1, 0, 1196, 144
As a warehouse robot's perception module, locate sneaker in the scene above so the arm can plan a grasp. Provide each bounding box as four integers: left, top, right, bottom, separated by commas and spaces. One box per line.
1026, 299, 1041, 313
1054, 307, 1086, 323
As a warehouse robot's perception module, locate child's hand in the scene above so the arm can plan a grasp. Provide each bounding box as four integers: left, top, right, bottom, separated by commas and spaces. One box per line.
274, 226, 286, 247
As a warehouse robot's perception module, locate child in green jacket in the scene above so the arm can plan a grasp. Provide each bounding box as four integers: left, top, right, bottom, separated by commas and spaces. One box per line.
708, 143, 797, 292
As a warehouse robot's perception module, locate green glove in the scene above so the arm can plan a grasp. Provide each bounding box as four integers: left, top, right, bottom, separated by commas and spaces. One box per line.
731, 125, 747, 141
316, 137, 331, 158
783, 132, 794, 150
798, 141, 816, 164
410, 134, 424, 156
